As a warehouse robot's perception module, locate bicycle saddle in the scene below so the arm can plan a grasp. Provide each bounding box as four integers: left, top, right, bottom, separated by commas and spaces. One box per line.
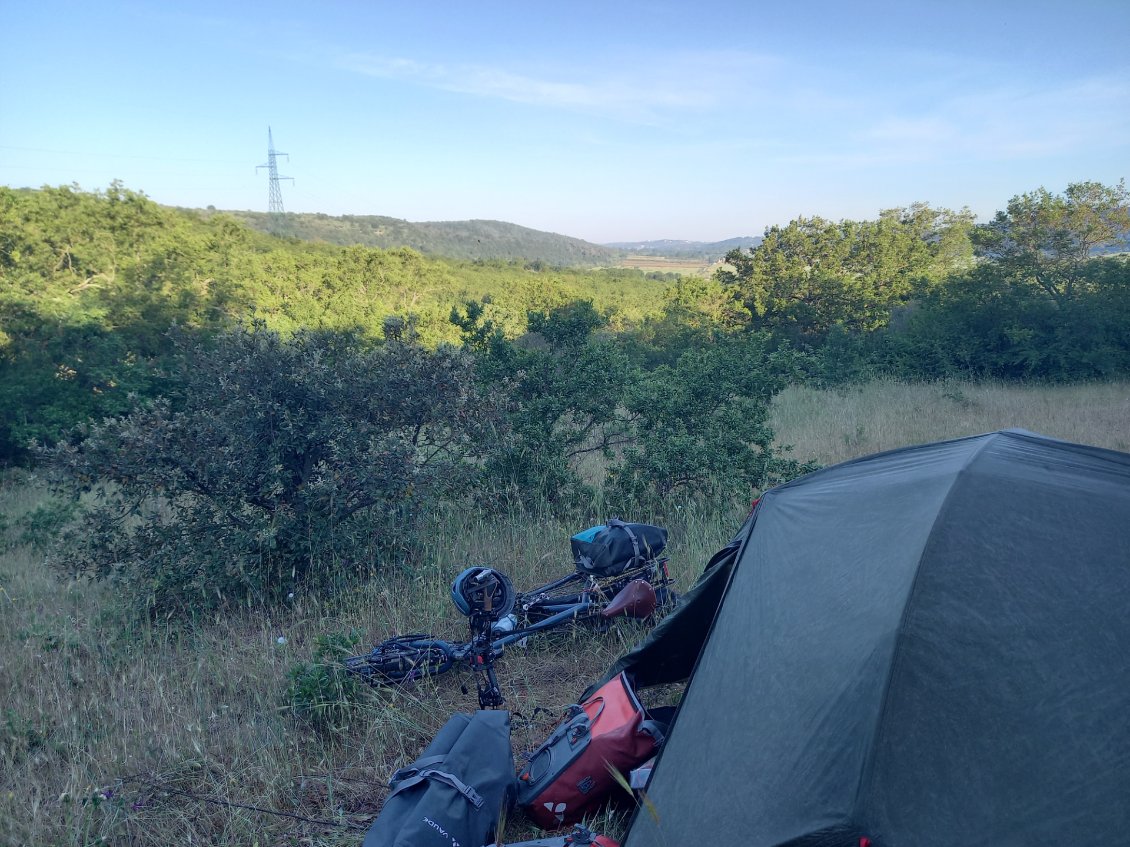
600, 579, 656, 620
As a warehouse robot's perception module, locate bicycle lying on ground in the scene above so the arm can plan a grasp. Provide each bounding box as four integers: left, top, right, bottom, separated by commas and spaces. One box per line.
344, 551, 674, 708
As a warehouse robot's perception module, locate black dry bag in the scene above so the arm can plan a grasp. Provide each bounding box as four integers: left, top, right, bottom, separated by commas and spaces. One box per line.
570, 520, 667, 577
362, 709, 514, 847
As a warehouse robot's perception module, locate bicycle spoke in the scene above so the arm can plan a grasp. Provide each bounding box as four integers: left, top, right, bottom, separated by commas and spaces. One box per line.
344, 636, 459, 685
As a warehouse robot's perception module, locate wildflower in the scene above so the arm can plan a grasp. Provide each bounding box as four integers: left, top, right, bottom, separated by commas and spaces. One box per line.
276, 636, 287, 645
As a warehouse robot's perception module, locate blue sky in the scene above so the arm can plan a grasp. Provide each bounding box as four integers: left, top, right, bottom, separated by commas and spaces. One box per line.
2, 1, 1128, 243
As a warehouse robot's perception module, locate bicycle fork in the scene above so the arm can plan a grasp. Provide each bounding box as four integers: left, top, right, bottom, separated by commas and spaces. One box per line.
467, 587, 506, 708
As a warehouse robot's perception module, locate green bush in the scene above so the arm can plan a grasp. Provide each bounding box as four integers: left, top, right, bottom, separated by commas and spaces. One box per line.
39, 322, 505, 616
888, 257, 1130, 380
606, 334, 816, 513
454, 300, 632, 510
14, 499, 79, 554
453, 302, 813, 516
287, 631, 367, 731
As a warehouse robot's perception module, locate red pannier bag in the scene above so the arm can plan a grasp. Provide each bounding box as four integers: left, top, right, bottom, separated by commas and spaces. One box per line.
516, 673, 668, 829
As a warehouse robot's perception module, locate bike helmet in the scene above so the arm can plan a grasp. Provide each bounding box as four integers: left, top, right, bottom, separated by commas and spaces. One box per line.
450, 567, 515, 620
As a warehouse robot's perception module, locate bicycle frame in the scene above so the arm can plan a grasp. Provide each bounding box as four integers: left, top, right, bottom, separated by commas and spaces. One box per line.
517, 559, 670, 619
341, 597, 602, 686
343, 557, 672, 692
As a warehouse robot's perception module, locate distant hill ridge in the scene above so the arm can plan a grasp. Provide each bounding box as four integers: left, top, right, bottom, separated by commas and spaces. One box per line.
220, 210, 620, 266
213, 209, 758, 266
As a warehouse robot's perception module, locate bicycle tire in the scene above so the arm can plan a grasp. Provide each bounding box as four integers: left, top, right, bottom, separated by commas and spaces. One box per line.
344, 635, 456, 685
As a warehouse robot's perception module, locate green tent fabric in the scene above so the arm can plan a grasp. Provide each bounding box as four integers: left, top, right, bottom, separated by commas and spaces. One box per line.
616, 430, 1130, 847
582, 529, 746, 699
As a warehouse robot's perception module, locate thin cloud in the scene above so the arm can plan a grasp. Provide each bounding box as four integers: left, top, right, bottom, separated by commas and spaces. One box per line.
337, 49, 778, 119
930, 75, 1129, 158
772, 69, 1130, 168
863, 116, 960, 146
332, 39, 1128, 178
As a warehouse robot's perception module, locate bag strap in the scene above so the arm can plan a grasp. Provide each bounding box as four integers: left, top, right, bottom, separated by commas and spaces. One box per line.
582, 695, 606, 723
637, 719, 666, 747
387, 766, 484, 808
607, 518, 641, 565
389, 753, 447, 781
542, 698, 603, 749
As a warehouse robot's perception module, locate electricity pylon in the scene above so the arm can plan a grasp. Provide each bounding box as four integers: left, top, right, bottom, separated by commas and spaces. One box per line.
256, 127, 293, 214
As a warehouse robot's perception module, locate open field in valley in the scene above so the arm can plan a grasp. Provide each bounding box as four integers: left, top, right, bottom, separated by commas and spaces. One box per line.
612, 254, 721, 277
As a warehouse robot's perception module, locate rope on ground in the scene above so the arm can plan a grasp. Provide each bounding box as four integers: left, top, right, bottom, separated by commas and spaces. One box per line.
114, 773, 371, 832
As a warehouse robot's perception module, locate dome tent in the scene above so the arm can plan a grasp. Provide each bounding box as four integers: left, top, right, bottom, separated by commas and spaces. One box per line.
610, 430, 1130, 847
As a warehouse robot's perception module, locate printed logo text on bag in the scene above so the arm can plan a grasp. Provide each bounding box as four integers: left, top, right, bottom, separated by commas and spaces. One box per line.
543, 801, 568, 822
422, 815, 461, 847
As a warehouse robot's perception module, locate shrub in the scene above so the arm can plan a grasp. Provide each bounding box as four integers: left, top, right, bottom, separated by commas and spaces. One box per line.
39, 322, 505, 616
606, 334, 815, 512
454, 300, 632, 510
14, 499, 80, 554
287, 630, 367, 730
889, 257, 1130, 380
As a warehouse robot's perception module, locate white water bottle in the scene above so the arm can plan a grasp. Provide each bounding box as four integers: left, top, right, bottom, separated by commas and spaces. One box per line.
491, 613, 518, 635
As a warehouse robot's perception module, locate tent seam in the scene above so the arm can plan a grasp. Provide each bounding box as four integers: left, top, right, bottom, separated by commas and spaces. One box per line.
849, 431, 998, 824
619, 496, 766, 847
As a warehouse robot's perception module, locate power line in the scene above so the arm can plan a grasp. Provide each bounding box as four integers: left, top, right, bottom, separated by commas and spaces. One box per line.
256, 127, 293, 214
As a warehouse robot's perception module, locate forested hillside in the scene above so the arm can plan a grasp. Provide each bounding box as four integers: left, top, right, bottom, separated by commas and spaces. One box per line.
220, 209, 621, 265
0, 184, 671, 462
3, 180, 1129, 475
2, 179, 1130, 740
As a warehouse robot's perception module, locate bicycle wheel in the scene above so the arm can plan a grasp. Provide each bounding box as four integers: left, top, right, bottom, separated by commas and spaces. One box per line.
344, 634, 456, 685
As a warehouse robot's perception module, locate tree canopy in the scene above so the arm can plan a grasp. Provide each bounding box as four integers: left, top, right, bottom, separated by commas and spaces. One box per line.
0, 184, 672, 462
40, 323, 504, 614
716, 204, 974, 339
12, 179, 1130, 617
972, 180, 1130, 305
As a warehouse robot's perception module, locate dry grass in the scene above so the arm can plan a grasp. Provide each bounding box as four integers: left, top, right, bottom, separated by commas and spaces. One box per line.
770, 378, 1130, 466
0, 493, 730, 846
3, 378, 1128, 845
